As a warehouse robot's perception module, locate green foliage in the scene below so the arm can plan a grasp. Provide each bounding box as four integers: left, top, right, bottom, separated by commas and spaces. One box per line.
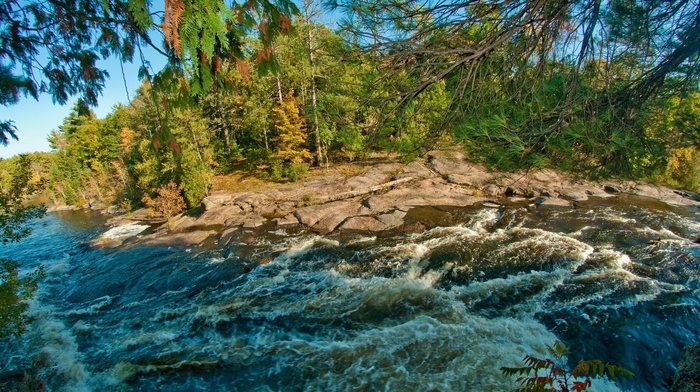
0, 155, 46, 243
46, 102, 124, 207
0, 259, 44, 338
501, 340, 634, 392
0, 0, 298, 145
0, 155, 47, 339
662, 147, 700, 192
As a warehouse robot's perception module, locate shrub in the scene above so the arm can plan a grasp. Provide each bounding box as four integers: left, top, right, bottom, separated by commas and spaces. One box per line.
501, 340, 634, 392
142, 181, 186, 218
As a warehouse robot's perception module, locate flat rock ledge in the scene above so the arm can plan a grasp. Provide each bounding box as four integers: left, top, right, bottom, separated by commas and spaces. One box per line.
96, 150, 700, 248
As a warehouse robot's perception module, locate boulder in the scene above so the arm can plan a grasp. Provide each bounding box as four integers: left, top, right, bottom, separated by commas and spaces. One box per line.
375, 209, 408, 229
274, 213, 300, 227
242, 215, 266, 229
144, 230, 216, 247
102, 205, 125, 215
201, 194, 233, 211
343, 164, 403, 189
294, 201, 371, 234
481, 184, 501, 197
364, 178, 484, 211
338, 216, 386, 232
337, 210, 406, 232
560, 186, 589, 201
530, 169, 564, 186
632, 184, 662, 198
534, 196, 572, 207
585, 187, 614, 198
173, 204, 244, 231
427, 152, 472, 176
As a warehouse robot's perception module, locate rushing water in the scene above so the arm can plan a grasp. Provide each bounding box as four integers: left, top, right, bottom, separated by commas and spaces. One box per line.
1, 196, 699, 391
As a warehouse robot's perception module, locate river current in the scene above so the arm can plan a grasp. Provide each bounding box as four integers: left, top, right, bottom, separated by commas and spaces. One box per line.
1, 195, 699, 391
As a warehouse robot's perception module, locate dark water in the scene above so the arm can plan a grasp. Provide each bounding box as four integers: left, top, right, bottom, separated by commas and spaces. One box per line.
1, 197, 699, 391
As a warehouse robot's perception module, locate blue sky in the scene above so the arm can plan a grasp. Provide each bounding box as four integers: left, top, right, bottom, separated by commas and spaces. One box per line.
0, 50, 167, 159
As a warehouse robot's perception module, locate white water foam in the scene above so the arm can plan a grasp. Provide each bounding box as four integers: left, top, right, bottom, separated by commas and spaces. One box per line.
100, 222, 149, 240
495, 227, 595, 269
67, 295, 115, 316
26, 300, 92, 391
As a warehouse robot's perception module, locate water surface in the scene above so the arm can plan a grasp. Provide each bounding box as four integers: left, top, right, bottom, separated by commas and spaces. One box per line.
2, 197, 699, 391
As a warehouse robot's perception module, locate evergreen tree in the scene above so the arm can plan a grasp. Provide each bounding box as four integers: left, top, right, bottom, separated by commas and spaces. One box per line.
329, 0, 700, 174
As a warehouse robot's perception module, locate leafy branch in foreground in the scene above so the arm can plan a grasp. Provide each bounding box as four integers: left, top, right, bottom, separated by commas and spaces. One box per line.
501, 340, 634, 392
0, 154, 47, 338
0, 155, 46, 243
0, 259, 44, 338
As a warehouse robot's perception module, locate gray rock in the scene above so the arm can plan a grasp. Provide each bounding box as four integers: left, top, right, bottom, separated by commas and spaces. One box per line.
343, 164, 403, 189
144, 230, 216, 247
102, 205, 124, 215
585, 187, 614, 198
242, 215, 266, 228
632, 184, 662, 198
224, 215, 248, 227
375, 209, 407, 229
530, 169, 564, 185
395, 161, 435, 180
534, 196, 572, 207
274, 213, 300, 226
427, 152, 473, 177
338, 216, 386, 232
294, 201, 370, 234
560, 187, 589, 201
482, 184, 501, 197
201, 194, 232, 211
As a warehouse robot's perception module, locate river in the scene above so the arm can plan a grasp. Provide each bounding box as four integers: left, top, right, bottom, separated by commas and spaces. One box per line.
1, 195, 699, 391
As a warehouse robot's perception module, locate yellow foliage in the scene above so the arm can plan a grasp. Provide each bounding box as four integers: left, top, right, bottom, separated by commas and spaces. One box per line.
272, 92, 313, 164
120, 127, 137, 154
665, 147, 700, 192
142, 181, 186, 218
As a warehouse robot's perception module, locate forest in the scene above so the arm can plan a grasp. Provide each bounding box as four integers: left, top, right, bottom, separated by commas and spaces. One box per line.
0, 3, 699, 390
1, 0, 699, 217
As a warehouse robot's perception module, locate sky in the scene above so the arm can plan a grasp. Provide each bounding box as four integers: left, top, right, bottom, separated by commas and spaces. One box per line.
0, 50, 167, 159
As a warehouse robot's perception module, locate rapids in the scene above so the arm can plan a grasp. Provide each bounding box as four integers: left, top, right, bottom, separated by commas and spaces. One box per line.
1, 196, 699, 391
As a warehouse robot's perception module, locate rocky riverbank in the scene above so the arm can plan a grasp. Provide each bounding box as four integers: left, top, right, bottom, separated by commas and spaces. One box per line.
91, 150, 700, 249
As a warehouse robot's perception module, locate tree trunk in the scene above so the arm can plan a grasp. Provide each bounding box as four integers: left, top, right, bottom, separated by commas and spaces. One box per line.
275, 73, 284, 104
217, 95, 231, 155
304, 0, 323, 167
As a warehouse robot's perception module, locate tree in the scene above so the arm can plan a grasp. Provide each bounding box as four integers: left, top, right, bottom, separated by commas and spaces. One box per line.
0, 0, 299, 143
271, 92, 312, 180
0, 154, 46, 338
142, 181, 186, 219
301, 0, 323, 166
328, 0, 700, 169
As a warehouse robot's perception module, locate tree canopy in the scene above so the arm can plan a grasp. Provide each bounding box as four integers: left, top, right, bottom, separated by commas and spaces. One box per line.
329, 0, 700, 172
0, 0, 299, 144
